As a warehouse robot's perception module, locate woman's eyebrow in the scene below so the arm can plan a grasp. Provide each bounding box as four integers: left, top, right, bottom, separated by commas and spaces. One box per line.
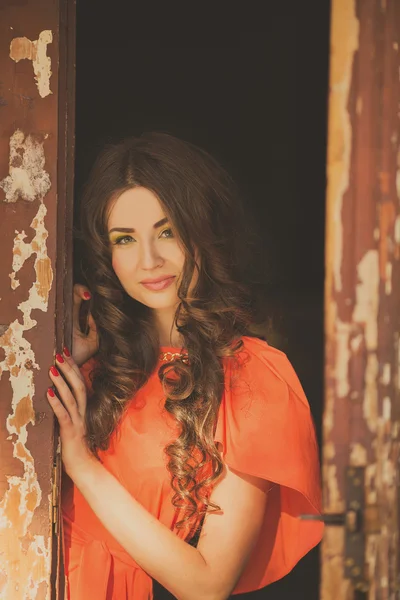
153, 217, 169, 229
108, 217, 169, 234
108, 227, 133, 234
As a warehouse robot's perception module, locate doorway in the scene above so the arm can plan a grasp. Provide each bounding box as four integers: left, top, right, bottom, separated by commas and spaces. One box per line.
74, 3, 330, 598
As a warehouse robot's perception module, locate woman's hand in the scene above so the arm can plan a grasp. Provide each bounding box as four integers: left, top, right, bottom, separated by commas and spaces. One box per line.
47, 350, 95, 478
72, 284, 99, 367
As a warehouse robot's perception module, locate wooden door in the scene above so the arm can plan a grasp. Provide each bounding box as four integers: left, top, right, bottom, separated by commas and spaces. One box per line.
323, 0, 400, 598
0, 1, 75, 598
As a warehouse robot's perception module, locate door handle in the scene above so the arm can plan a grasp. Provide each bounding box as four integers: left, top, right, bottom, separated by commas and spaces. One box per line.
300, 467, 368, 593
300, 508, 362, 532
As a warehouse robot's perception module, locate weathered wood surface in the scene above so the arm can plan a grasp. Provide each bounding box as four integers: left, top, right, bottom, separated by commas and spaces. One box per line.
323, 0, 400, 599
0, 1, 75, 598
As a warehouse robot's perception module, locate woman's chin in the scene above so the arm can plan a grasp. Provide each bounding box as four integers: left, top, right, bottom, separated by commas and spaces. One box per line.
131, 290, 179, 310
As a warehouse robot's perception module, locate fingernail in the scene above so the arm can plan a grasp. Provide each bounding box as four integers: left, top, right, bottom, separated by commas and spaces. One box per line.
63, 346, 71, 357
48, 387, 55, 397
83, 291, 91, 299
56, 353, 64, 364
50, 366, 59, 377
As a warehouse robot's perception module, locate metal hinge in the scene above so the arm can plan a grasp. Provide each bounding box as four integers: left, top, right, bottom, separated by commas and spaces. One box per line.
301, 466, 374, 594
52, 461, 60, 536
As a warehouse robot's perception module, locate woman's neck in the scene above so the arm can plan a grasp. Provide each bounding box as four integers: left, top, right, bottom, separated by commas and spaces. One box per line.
153, 306, 184, 347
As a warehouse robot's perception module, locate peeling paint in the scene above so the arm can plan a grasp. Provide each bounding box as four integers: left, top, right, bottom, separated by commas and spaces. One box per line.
351, 252, 380, 434
362, 354, 379, 433
9, 31, 53, 98
0, 323, 51, 599
325, 441, 336, 460
324, 380, 335, 434
325, 464, 343, 510
349, 333, 362, 353
396, 164, 400, 202
385, 261, 392, 294
379, 202, 396, 278
349, 442, 367, 465
352, 250, 379, 350
327, 3, 359, 295
324, 6, 362, 590
335, 318, 351, 398
381, 363, 391, 385
366, 536, 379, 596
10, 203, 53, 329
0, 163, 53, 595
323, 0, 400, 597
0, 129, 51, 203
395, 215, 400, 243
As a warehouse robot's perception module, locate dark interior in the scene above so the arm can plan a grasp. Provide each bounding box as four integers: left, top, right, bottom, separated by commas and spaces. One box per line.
74, 3, 331, 598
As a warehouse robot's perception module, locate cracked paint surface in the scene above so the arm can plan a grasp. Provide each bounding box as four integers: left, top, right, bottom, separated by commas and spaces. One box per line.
9, 31, 53, 98
323, 0, 400, 598
328, 6, 359, 297
353, 250, 380, 434
10, 203, 53, 330
324, 0, 359, 518
0, 129, 51, 204
0, 133, 53, 596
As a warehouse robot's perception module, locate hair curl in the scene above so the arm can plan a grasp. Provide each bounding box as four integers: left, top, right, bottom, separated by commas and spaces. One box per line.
77, 132, 267, 536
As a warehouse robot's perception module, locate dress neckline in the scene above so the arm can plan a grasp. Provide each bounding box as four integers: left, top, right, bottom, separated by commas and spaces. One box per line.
158, 345, 188, 364
159, 345, 186, 352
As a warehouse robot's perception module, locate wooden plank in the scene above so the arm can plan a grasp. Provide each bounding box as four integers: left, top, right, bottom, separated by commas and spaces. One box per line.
0, 1, 75, 598
53, 1, 76, 596
323, 0, 400, 598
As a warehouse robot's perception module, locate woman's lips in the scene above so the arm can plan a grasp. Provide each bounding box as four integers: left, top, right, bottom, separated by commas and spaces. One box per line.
141, 276, 176, 291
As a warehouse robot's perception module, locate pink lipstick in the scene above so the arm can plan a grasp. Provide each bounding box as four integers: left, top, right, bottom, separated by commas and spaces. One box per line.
140, 275, 175, 292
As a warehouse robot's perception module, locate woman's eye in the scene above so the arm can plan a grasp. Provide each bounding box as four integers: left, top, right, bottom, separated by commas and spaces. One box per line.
160, 228, 174, 239
113, 235, 134, 245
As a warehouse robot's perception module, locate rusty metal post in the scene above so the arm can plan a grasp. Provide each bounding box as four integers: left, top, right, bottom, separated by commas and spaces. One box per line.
0, 1, 75, 598
323, 0, 400, 599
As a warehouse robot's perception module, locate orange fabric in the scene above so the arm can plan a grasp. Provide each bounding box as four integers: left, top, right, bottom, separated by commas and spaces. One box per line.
61, 336, 324, 599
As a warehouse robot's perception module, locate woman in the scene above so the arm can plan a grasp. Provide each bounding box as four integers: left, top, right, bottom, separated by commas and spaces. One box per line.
47, 133, 324, 599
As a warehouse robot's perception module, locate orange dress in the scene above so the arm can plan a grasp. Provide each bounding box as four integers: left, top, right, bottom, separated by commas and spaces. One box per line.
61, 336, 324, 599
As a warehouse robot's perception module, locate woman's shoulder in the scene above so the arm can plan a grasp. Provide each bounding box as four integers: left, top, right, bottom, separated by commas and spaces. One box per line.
215, 334, 321, 517
215, 335, 323, 593
223, 335, 308, 408
227, 334, 290, 367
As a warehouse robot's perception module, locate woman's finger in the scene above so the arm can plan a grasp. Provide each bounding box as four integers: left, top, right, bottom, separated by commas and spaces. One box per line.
86, 311, 97, 335
73, 284, 91, 333
54, 354, 87, 415
61, 347, 84, 379
49, 364, 82, 421
74, 283, 91, 297
47, 387, 72, 426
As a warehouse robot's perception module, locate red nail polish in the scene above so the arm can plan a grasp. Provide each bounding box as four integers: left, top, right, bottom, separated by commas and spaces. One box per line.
48, 387, 55, 397
50, 366, 59, 377
56, 353, 64, 363
83, 291, 91, 299
63, 346, 71, 357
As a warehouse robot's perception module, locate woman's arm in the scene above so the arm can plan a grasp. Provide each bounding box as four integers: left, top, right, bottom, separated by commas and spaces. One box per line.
72, 458, 269, 600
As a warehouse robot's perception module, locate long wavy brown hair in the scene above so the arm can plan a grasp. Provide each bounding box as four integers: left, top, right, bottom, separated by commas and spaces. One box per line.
77, 132, 266, 536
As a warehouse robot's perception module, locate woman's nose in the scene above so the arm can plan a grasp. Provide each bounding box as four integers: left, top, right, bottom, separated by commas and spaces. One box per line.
138, 241, 163, 269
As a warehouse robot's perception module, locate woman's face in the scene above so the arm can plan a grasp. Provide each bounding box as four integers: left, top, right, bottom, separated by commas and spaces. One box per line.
107, 186, 192, 310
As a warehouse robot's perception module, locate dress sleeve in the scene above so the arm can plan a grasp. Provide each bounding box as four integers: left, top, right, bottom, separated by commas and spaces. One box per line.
215, 336, 324, 594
